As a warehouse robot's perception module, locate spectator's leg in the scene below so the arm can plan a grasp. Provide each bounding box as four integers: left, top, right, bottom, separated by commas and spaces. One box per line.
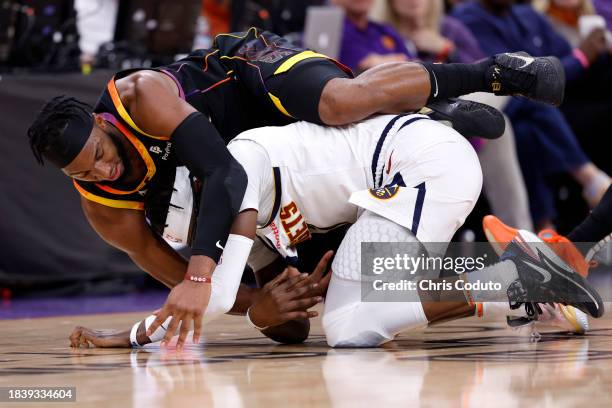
479, 116, 533, 230
510, 110, 557, 229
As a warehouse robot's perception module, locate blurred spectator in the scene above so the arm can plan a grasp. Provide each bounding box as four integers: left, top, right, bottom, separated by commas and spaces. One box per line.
453, 0, 608, 80
231, 0, 324, 36
534, 0, 610, 48
535, 0, 612, 184
373, 0, 533, 229
333, 0, 412, 72
74, 0, 117, 66
373, 0, 485, 63
453, 0, 610, 229
204, 0, 231, 37
593, 0, 612, 28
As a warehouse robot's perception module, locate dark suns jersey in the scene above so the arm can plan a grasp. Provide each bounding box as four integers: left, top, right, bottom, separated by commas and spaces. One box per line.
73, 27, 351, 237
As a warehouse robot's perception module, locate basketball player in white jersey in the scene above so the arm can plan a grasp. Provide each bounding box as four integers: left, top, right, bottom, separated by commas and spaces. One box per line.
70, 114, 603, 349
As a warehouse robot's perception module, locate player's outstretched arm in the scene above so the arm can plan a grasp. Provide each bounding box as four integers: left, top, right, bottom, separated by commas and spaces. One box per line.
68, 253, 330, 349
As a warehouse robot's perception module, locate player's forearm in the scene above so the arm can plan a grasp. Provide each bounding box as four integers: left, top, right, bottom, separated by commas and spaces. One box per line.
228, 284, 260, 315
128, 235, 188, 288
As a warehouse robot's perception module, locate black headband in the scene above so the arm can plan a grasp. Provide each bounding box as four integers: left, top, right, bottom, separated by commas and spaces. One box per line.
43, 114, 94, 168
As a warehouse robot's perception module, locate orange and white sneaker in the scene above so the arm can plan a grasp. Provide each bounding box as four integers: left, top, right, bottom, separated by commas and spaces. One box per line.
483, 215, 590, 277
537, 229, 590, 278
482, 215, 590, 334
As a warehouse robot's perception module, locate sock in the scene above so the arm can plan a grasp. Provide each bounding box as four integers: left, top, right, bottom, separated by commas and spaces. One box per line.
465, 260, 519, 302
569, 185, 612, 246
421, 58, 494, 103
479, 302, 519, 321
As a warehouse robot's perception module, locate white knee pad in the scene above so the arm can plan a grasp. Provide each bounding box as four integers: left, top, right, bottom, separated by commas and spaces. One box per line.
332, 211, 417, 281
324, 213, 429, 347
323, 276, 428, 348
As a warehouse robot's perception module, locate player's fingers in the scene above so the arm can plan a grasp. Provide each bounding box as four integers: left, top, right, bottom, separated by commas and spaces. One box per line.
176, 316, 192, 351
286, 266, 300, 277
311, 250, 334, 281
192, 312, 203, 344
268, 269, 290, 288
318, 270, 333, 296
288, 279, 319, 299
161, 312, 182, 347
69, 327, 83, 347
282, 311, 314, 321
147, 308, 171, 337
79, 334, 90, 348
284, 296, 323, 312
278, 273, 308, 292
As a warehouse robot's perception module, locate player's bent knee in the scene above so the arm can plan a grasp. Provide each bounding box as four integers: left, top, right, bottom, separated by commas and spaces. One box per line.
261, 318, 310, 344
323, 320, 390, 348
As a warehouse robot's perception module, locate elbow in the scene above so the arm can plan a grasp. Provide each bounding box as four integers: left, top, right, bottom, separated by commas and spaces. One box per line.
224, 159, 248, 214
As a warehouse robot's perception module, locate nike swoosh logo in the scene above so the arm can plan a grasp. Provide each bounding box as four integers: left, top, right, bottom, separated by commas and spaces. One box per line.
507, 53, 535, 69
540, 253, 600, 311
523, 260, 552, 283
431, 70, 439, 98
216, 240, 224, 250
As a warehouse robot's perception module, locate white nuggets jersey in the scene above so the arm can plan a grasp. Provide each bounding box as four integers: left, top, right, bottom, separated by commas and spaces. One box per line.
227, 114, 437, 263
229, 114, 412, 229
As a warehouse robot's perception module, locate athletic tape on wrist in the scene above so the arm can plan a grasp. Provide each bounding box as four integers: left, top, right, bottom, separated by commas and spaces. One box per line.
130, 322, 141, 347
245, 307, 269, 331
144, 314, 173, 343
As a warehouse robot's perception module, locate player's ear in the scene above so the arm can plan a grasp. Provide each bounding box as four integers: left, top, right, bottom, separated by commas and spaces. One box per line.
92, 113, 104, 128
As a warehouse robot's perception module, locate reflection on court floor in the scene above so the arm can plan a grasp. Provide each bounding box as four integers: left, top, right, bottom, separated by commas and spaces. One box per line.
1, 311, 612, 407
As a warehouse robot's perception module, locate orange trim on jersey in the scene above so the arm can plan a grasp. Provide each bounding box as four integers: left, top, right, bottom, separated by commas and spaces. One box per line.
202, 77, 232, 94
106, 79, 170, 141
259, 34, 269, 46
73, 180, 144, 210
95, 113, 157, 195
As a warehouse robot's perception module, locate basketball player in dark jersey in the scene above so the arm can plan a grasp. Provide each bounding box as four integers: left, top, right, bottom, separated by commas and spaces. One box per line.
28, 28, 566, 348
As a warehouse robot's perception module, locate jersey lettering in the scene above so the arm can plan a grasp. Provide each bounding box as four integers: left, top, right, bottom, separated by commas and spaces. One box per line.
279, 201, 311, 245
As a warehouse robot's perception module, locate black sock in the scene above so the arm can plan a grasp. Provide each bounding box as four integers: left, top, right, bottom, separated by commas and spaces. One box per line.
421, 58, 494, 103
568, 186, 612, 249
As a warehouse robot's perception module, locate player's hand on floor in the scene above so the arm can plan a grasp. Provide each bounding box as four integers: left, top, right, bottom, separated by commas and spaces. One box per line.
147, 280, 211, 351
249, 267, 324, 329
69, 326, 131, 348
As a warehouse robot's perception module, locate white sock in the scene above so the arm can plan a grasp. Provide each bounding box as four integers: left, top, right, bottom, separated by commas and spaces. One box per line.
465, 260, 518, 302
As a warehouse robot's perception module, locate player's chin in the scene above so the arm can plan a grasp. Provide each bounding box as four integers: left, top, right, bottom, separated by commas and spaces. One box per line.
262, 318, 310, 344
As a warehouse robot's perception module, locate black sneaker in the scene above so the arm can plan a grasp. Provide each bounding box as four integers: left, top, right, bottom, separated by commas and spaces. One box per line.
501, 229, 604, 319
488, 52, 565, 106
420, 98, 505, 139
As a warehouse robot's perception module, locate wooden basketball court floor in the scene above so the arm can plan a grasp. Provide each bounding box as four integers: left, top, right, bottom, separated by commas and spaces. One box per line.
3, 306, 612, 408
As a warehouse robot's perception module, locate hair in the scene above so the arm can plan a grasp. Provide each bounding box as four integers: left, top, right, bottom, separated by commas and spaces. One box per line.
27, 96, 93, 165
371, 0, 445, 33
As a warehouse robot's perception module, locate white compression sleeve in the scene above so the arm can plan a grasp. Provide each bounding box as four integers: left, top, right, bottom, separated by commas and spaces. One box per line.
202, 233, 254, 322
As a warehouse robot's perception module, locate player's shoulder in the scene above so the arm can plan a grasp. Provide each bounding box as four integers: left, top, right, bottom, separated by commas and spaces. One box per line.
73, 179, 145, 211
